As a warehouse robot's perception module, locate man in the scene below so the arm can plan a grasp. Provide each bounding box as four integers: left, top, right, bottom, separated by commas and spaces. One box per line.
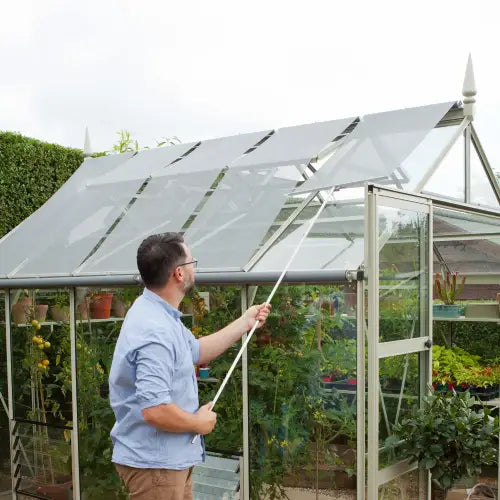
109, 232, 271, 500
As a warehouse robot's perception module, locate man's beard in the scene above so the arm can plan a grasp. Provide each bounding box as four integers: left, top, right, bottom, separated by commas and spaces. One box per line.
183, 274, 195, 295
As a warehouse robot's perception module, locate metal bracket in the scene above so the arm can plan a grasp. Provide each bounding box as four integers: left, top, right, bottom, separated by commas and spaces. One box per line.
346, 265, 365, 282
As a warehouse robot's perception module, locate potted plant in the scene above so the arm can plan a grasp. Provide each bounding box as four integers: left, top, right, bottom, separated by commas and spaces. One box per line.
89, 291, 114, 319
50, 293, 70, 322
111, 287, 141, 317
11, 290, 32, 324
433, 271, 466, 318
432, 345, 500, 399
386, 391, 499, 497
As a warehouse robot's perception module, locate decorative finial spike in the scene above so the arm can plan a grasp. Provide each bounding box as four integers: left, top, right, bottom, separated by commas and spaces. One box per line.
462, 54, 476, 118
83, 126, 92, 157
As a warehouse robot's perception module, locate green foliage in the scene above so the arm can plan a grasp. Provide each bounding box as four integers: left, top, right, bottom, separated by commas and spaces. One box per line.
433, 345, 500, 388
0, 132, 84, 237
110, 130, 139, 154
434, 320, 500, 364
386, 391, 499, 492
76, 316, 128, 499
110, 130, 181, 153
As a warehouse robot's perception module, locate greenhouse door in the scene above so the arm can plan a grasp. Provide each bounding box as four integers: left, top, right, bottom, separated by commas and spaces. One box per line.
366, 185, 433, 500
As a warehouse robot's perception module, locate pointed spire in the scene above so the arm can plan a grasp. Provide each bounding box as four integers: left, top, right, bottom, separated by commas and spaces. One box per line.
83, 126, 92, 157
462, 54, 476, 119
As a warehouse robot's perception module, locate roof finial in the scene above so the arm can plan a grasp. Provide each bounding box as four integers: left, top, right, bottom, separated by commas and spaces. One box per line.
462, 54, 476, 119
83, 126, 92, 157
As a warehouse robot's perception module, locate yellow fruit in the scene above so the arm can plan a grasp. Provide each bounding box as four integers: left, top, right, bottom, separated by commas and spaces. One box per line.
37, 363, 43, 368
38, 344, 45, 350
35, 323, 41, 330
35, 337, 42, 344
77, 343, 82, 350
44, 341, 51, 348
32, 336, 38, 343
42, 360, 49, 366
31, 320, 39, 327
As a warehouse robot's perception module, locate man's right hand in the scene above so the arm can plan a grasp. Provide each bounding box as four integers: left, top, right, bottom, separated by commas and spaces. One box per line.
195, 402, 217, 435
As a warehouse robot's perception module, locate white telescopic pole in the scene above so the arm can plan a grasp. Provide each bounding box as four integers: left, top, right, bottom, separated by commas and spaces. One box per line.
192, 186, 335, 443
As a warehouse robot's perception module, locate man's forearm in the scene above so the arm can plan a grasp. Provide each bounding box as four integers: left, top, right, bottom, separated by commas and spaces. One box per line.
198, 317, 248, 365
142, 403, 199, 433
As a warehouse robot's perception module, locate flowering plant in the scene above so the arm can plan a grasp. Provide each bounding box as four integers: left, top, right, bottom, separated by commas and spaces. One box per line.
434, 271, 465, 305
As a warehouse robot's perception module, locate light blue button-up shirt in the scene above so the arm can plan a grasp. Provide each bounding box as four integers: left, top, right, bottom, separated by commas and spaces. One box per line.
109, 288, 203, 469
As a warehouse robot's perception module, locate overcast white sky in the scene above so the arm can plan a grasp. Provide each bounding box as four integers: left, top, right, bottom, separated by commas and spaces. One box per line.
1, 0, 499, 170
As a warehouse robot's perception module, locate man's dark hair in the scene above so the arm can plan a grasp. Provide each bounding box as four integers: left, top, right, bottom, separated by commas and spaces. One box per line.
137, 233, 187, 288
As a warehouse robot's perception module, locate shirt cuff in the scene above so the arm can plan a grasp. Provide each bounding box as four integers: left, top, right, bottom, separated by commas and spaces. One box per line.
137, 389, 172, 411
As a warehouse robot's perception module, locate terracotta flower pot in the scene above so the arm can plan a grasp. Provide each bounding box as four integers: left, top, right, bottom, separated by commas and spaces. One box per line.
76, 299, 90, 320
111, 297, 127, 317
12, 302, 29, 325
36, 480, 72, 500
90, 293, 113, 319
50, 305, 70, 322
34, 304, 48, 322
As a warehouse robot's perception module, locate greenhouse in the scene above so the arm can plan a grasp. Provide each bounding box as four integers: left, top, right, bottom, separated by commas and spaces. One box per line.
0, 67, 499, 500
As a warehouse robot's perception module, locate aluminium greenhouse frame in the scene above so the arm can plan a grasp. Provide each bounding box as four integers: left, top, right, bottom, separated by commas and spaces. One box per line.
2, 184, 499, 500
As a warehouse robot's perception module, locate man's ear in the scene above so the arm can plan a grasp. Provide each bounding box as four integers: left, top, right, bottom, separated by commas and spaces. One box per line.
172, 266, 183, 283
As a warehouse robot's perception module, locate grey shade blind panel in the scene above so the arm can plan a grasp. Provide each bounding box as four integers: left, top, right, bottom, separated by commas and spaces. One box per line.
153, 131, 270, 177
294, 102, 455, 194
185, 166, 300, 270
230, 118, 356, 169
88, 143, 197, 186
0, 153, 134, 277
77, 170, 221, 275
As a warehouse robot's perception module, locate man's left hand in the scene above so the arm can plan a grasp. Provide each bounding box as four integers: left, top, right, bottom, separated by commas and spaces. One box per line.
242, 303, 271, 331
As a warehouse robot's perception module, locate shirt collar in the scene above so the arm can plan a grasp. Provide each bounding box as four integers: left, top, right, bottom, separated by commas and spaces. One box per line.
143, 288, 183, 320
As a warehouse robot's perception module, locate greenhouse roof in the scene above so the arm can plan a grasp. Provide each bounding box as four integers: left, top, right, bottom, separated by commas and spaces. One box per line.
0, 101, 499, 281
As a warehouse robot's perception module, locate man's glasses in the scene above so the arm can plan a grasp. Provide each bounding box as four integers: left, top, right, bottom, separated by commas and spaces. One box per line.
178, 259, 198, 269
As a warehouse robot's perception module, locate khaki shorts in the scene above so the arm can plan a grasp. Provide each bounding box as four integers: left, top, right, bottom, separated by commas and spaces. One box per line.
114, 463, 193, 500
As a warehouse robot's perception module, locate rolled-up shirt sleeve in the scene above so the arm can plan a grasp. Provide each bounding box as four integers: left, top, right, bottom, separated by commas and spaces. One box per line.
135, 340, 175, 410
183, 325, 200, 364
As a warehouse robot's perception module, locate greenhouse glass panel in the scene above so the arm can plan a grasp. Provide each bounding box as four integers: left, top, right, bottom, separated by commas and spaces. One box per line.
253, 203, 365, 271
377, 469, 422, 499
186, 166, 300, 271
433, 206, 500, 237
181, 286, 243, 453
378, 353, 420, 468
470, 144, 499, 208
294, 102, 454, 194
423, 132, 465, 201
399, 124, 462, 192
76, 286, 140, 499
230, 117, 355, 168
15, 422, 72, 499
77, 169, 220, 275
8, 289, 73, 499
248, 284, 358, 498
9, 289, 72, 424
378, 204, 429, 341
0, 153, 133, 278
434, 237, 500, 274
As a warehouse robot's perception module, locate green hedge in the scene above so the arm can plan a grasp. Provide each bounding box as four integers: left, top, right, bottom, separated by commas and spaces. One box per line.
0, 131, 84, 237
